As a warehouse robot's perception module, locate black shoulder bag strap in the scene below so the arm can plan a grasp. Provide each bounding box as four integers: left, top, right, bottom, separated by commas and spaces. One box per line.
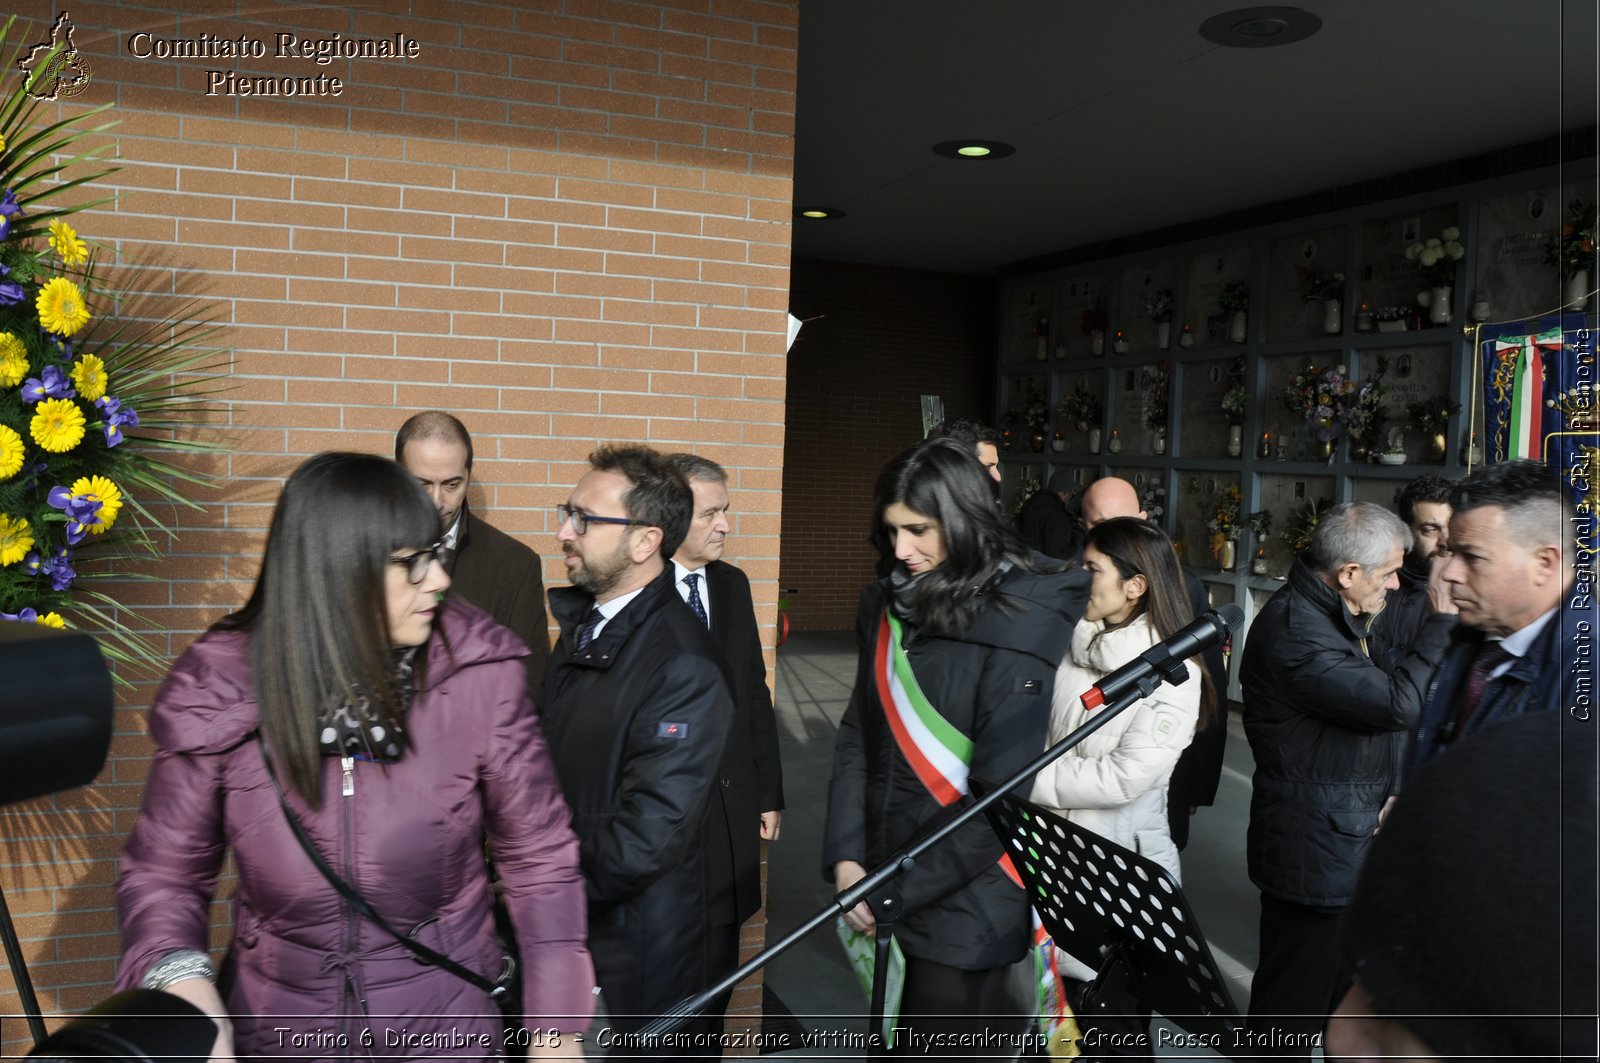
254, 733, 511, 1000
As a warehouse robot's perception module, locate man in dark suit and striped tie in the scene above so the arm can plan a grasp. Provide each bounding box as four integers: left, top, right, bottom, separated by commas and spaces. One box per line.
666, 453, 786, 1026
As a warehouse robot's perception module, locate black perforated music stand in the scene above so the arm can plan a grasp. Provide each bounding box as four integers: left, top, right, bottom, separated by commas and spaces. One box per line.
974, 782, 1241, 1041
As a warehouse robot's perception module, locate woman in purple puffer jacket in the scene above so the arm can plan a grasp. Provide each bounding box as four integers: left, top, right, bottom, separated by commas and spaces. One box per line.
115, 452, 593, 1060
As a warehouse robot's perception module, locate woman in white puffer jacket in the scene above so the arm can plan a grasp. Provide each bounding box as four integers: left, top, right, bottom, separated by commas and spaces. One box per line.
1030, 517, 1220, 988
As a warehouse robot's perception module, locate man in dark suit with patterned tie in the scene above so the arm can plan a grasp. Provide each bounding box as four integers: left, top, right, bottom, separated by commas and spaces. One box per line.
665, 453, 786, 1027
1408, 459, 1588, 771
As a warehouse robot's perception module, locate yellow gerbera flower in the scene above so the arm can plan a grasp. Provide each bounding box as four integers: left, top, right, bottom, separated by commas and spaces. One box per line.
70, 353, 108, 401
0, 133, 7, 154
70, 474, 123, 533
0, 425, 23, 481
48, 219, 89, 267
0, 332, 27, 388
35, 611, 65, 628
30, 397, 86, 452
0, 514, 33, 566
37, 277, 91, 337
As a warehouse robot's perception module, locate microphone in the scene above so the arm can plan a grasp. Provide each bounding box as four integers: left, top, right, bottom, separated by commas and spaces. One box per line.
1080, 604, 1244, 712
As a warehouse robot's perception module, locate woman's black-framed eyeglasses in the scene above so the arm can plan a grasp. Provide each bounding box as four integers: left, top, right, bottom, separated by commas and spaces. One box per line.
556, 504, 647, 536
389, 542, 445, 585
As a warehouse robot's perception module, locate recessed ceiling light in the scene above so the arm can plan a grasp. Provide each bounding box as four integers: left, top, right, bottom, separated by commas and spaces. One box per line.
932, 140, 1016, 160
1199, 6, 1321, 48
795, 206, 846, 220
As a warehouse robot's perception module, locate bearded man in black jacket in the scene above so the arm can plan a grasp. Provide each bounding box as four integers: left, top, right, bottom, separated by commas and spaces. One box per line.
1241, 501, 1455, 1057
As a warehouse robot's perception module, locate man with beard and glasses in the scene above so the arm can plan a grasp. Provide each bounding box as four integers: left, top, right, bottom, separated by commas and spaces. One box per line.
539, 444, 733, 1055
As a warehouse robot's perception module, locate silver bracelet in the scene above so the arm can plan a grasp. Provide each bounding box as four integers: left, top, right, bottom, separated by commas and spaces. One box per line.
140, 949, 215, 991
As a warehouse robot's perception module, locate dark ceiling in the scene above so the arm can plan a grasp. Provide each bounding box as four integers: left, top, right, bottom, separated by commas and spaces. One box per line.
790, 0, 1600, 276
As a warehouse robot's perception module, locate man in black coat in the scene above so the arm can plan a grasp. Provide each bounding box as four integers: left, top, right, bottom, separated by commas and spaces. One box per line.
540, 445, 733, 1050
396, 411, 550, 689
1240, 502, 1454, 1056
1017, 469, 1082, 562
1373, 473, 1453, 663
1409, 459, 1590, 771
1079, 475, 1228, 850
664, 453, 785, 1026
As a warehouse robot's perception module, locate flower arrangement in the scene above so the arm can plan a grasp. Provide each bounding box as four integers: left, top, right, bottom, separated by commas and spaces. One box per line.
1142, 361, 1168, 432
1281, 497, 1332, 554
0, 21, 226, 671
1281, 363, 1356, 441
1407, 396, 1461, 435
1007, 379, 1049, 431
1546, 198, 1597, 279
1404, 226, 1465, 289
1346, 355, 1390, 448
1206, 484, 1242, 559
1013, 472, 1041, 518
1217, 280, 1249, 315
1058, 379, 1102, 430
1080, 292, 1108, 336
1220, 355, 1248, 426
1248, 509, 1272, 545
1300, 267, 1345, 303
1142, 288, 1173, 323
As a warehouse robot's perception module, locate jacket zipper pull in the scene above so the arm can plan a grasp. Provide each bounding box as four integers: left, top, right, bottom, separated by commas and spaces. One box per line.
341, 756, 355, 797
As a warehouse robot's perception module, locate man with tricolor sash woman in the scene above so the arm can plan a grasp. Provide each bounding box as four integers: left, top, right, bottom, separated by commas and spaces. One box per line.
823, 437, 1090, 1054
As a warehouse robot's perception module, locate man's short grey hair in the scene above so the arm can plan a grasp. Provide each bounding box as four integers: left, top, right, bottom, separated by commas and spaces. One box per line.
664, 452, 727, 485
1306, 501, 1412, 574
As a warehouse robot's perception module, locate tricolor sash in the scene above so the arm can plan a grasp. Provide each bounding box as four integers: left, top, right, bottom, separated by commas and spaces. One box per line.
1497, 327, 1561, 460
875, 608, 1078, 1050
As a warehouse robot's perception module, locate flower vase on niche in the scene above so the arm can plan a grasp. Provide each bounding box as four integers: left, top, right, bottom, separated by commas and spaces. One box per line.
1217, 539, 1236, 572
1227, 424, 1243, 457
1088, 426, 1102, 454
1156, 322, 1171, 350
1427, 286, 1451, 325
1035, 335, 1049, 361
1091, 330, 1105, 356
1054, 342, 1068, 360
1428, 432, 1447, 462
1323, 299, 1341, 335
1228, 311, 1247, 343
1106, 428, 1122, 454
1153, 428, 1166, 455
1316, 438, 1334, 462
1030, 430, 1047, 453
1051, 430, 1065, 453
1566, 269, 1591, 311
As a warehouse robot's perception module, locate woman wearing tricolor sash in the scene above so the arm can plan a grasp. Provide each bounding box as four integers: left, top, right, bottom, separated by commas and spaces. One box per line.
1029, 516, 1219, 1056
823, 438, 1089, 1055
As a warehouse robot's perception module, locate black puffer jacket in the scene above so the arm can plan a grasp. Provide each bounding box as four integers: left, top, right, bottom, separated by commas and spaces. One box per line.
1241, 557, 1452, 907
1371, 549, 1435, 667
823, 561, 1089, 970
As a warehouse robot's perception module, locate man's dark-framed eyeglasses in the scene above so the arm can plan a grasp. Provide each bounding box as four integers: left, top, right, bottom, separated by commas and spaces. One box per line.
556, 504, 646, 536
388, 542, 445, 585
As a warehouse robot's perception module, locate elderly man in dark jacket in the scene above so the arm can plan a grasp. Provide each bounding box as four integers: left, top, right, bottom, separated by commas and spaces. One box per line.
541, 445, 733, 1053
1241, 501, 1454, 1056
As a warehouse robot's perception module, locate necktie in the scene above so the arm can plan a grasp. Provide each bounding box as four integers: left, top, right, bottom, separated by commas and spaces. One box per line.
684, 572, 709, 627
576, 607, 603, 652
1452, 641, 1515, 740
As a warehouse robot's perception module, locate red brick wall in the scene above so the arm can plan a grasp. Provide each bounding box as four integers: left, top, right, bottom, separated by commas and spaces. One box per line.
0, 0, 794, 1045
781, 258, 996, 631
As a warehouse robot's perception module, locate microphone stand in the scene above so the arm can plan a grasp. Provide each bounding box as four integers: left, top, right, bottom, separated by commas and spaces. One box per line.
637, 654, 1190, 1055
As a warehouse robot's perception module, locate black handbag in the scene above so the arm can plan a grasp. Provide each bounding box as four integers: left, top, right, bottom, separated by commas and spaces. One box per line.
255, 734, 515, 1003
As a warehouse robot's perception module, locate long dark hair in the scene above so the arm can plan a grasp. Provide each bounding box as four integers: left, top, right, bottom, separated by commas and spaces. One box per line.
222, 452, 442, 805
872, 438, 1032, 638
1085, 517, 1219, 728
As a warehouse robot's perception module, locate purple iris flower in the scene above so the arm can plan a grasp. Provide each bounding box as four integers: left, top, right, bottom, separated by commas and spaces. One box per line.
0, 608, 41, 623
0, 189, 21, 241
95, 394, 140, 447
47, 484, 102, 544
21, 364, 75, 404
0, 263, 24, 306
21, 548, 75, 591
